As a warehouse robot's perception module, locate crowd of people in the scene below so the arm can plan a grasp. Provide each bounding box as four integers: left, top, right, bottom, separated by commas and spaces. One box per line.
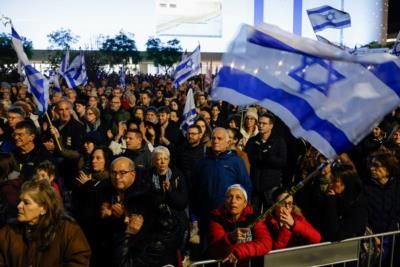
0, 73, 400, 266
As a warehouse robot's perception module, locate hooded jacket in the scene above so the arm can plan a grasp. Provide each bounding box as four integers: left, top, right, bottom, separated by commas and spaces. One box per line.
207, 205, 272, 262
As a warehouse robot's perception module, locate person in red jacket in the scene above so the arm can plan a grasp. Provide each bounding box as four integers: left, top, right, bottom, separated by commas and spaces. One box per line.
207, 184, 272, 266
265, 187, 321, 249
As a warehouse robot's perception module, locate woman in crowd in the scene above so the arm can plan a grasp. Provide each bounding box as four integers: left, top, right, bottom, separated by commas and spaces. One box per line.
84, 106, 102, 133
227, 128, 250, 174
148, 146, 189, 265
195, 117, 212, 147
207, 184, 272, 267
0, 179, 91, 266
240, 109, 259, 147
73, 145, 113, 262
319, 163, 368, 241
265, 187, 321, 249
365, 151, 400, 234
0, 152, 23, 225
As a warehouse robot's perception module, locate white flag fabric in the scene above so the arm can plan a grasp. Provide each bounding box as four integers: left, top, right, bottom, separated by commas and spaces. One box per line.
60, 50, 70, 74
212, 23, 400, 158
25, 65, 50, 112
61, 52, 88, 88
180, 88, 197, 134
11, 27, 30, 65
307, 5, 351, 32
174, 46, 201, 87
11, 27, 49, 113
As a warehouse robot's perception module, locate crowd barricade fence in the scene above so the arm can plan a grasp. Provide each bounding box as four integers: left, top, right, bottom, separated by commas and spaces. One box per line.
188, 229, 400, 267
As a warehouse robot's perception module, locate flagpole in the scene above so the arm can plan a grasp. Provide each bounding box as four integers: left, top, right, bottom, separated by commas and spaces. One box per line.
247, 158, 334, 228
45, 112, 63, 152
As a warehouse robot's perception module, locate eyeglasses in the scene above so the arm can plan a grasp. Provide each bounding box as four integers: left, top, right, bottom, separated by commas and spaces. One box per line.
278, 201, 294, 208
111, 170, 133, 177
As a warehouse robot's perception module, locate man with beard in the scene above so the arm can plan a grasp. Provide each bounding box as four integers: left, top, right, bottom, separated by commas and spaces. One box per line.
102, 96, 131, 138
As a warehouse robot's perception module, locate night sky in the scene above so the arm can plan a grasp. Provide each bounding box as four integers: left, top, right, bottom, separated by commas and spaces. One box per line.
388, 0, 400, 34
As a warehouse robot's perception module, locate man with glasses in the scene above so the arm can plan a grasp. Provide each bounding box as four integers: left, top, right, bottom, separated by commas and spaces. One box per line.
0, 106, 25, 153
13, 120, 53, 180
245, 112, 287, 214
175, 124, 206, 191
96, 156, 151, 266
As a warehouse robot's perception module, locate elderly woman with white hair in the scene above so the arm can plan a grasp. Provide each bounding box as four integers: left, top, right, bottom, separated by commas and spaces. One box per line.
207, 184, 272, 267
149, 145, 189, 265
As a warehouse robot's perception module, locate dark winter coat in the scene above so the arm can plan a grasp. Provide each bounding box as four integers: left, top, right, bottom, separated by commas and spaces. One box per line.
245, 133, 287, 191
0, 218, 91, 267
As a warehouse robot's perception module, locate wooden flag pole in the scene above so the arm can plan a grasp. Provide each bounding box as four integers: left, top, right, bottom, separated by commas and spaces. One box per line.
45, 111, 63, 152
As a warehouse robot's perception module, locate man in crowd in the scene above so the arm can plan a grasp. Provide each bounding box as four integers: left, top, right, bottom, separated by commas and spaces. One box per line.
245, 112, 287, 213
192, 127, 252, 237
13, 120, 53, 180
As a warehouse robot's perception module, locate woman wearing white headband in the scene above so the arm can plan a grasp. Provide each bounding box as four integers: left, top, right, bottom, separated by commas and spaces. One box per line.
207, 184, 272, 266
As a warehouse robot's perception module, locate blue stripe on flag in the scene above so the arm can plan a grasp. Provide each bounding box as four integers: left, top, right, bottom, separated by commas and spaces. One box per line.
25, 65, 47, 111
216, 66, 354, 154
11, 27, 22, 40
363, 62, 400, 98
313, 20, 351, 31
248, 29, 306, 55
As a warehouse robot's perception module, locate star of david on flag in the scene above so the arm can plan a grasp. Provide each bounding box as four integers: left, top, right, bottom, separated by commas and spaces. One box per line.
174, 45, 201, 87
212, 23, 400, 158
288, 56, 345, 96
307, 5, 351, 32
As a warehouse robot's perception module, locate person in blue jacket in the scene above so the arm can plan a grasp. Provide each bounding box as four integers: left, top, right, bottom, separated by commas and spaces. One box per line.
192, 127, 252, 250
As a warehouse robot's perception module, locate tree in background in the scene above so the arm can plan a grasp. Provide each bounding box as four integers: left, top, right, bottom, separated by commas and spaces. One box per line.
146, 38, 182, 73
99, 31, 141, 66
47, 28, 80, 70
0, 32, 33, 82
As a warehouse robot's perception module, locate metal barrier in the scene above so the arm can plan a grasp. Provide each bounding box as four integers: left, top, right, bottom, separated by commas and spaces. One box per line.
189, 230, 400, 267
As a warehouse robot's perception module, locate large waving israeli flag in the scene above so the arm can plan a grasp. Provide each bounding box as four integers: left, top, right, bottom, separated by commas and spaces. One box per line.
11, 27, 49, 113
174, 45, 201, 87
307, 5, 351, 32
180, 88, 197, 134
61, 52, 88, 88
212, 23, 400, 158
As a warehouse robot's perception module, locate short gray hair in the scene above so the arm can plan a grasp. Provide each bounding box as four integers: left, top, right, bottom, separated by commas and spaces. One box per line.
152, 146, 170, 163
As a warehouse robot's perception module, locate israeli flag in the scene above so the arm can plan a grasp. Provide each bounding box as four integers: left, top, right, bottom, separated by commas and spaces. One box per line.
174, 45, 201, 87
11, 27, 49, 113
307, 5, 351, 32
180, 88, 197, 134
11, 27, 30, 65
60, 50, 70, 74
61, 52, 88, 88
49, 70, 61, 92
212, 23, 400, 158
119, 64, 126, 89
25, 65, 50, 112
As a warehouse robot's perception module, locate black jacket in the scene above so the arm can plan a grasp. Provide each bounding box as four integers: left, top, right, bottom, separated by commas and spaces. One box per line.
245, 133, 287, 191
365, 177, 400, 233
320, 191, 368, 241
